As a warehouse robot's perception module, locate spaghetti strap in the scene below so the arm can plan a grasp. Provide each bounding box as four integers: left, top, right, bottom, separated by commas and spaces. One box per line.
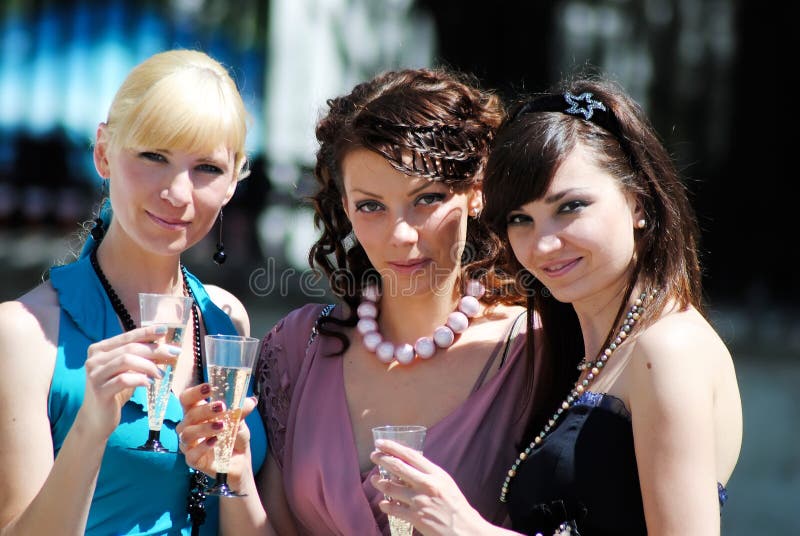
470, 311, 527, 393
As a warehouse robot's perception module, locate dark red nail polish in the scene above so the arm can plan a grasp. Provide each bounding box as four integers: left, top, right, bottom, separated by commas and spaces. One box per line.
212, 421, 224, 430
200, 384, 211, 395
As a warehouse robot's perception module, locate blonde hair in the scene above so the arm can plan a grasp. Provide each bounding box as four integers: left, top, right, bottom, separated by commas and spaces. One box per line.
102, 49, 250, 179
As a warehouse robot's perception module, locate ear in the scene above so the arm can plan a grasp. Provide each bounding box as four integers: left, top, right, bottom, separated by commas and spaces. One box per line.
468, 183, 484, 217
629, 194, 645, 227
93, 123, 111, 179
221, 174, 239, 206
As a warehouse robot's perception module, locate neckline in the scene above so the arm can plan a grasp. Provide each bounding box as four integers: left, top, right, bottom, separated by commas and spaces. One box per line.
325, 318, 526, 477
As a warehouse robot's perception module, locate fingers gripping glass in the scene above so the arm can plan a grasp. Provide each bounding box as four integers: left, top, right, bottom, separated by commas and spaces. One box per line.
132, 293, 194, 453
372, 425, 427, 536
203, 334, 259, 497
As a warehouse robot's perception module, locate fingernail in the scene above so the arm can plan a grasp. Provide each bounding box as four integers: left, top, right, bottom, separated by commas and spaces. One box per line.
212, 421, 224, 430
200, 384, 211, 395
158, 368, 166, 378
207, 437, 217, 446
166, 345, 182, 356
211, 402, 223, 412
154, 325, 168, 335
375, 439, 386, 448
148, 377, 156, 385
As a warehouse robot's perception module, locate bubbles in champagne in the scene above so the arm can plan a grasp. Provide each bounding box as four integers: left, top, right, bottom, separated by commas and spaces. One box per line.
388, 515, 414, 536
208, 365, 252, 473
141, 322, 186, 431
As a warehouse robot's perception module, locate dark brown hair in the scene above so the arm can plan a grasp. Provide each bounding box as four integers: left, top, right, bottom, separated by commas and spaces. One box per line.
308, 67, 519, 352
482, 75, 704, 442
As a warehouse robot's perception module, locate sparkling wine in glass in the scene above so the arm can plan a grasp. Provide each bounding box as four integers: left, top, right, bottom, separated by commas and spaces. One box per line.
203, 334, 259, 497
133, 293, 193, 453
372, 425, 427, 536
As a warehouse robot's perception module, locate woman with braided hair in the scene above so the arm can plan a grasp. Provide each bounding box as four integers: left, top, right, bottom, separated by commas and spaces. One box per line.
177, 68, 537, 535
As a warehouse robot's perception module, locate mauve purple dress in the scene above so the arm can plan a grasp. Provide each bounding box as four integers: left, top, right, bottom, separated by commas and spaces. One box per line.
255, 303, 531, 536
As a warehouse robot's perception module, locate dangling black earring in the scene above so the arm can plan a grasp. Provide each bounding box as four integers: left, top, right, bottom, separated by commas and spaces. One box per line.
212, 210, 226, 265
91, 178, 109, 241
90, 217, 105, 241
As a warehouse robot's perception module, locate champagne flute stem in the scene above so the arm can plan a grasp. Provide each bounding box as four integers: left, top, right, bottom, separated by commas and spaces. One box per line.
142, 430, 166, 451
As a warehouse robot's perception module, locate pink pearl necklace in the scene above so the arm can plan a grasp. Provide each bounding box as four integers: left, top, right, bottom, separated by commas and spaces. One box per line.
356, 280, 486, 365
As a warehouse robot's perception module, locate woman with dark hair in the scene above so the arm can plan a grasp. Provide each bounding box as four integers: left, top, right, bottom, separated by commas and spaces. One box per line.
178, 68, 534, 535
367, 75, 742, 535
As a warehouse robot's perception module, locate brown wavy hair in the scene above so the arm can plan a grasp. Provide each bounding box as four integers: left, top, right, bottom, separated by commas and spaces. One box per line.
308, 67, 519, 353
482, 74, 704, 443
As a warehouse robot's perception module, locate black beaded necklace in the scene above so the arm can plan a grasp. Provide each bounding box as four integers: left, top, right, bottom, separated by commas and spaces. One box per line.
89, 248, 208, 533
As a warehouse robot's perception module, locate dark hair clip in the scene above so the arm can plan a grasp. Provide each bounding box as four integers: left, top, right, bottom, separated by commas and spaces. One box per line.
564, 91, 606, 119
511, 91, 620, 140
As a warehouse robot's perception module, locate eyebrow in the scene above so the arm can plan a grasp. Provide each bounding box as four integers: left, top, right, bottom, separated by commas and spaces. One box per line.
543, 188, 588, 204
352, 180, 436, 199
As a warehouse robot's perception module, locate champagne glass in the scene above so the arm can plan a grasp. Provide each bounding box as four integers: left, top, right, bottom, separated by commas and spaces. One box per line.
203, 334, 259, 497
133, 293, 194, 453
372, 425, 427, 536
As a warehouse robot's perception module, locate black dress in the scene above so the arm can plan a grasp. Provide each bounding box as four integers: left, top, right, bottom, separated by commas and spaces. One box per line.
506, 392, 727, 535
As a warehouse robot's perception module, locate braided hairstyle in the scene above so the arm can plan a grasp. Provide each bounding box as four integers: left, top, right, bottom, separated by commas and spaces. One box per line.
309, 67, 518, 353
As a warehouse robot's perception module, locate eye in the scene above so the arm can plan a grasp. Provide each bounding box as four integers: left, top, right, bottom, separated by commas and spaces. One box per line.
506, 212, 532, 226
140, 151, 166, 163
196, 163, 224, 175
355, 200, 384, 213
415, 193, 446, 206
558, 200, 588, 214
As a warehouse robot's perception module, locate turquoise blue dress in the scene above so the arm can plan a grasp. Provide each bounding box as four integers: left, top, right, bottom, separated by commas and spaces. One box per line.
48, 254, 267, 535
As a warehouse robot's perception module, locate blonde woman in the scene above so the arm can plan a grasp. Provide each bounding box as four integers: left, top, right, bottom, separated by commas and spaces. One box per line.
0, 50, 266, 535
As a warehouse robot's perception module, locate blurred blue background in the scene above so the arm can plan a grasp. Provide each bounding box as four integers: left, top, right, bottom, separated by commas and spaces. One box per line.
0, 1, 794, 533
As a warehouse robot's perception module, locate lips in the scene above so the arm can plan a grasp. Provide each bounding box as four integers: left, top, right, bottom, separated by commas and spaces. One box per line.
146, 211, 191, 230
539, 257, 581, 277
387, 258, 432, 274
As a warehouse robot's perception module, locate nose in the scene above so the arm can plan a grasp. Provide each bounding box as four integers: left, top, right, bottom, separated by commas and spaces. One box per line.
389, 217, 418, 247
160, 170, 192, 207
534, 232, 562, 255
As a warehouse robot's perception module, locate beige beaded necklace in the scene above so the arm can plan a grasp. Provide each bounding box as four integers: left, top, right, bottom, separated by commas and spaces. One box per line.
499, 290, 658, 503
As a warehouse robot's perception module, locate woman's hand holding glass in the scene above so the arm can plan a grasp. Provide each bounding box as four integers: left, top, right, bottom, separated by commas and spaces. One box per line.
80, 325, 180, 440
370, 440, 493, 536
177, 383, 258, 491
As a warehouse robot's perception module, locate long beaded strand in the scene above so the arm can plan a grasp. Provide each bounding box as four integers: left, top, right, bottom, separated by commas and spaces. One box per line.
181, 267, 209, 535
499, 290, 657, 503
90, 250, 207, 532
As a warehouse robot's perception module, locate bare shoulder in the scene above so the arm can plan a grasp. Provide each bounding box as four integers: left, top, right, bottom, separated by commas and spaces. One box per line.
203, 284, 250, 337
625, 306, 733, 407
632, 307, 732, 371
483, 303, 527, 325
0, 281, 60, 343
0, 282, 59, 386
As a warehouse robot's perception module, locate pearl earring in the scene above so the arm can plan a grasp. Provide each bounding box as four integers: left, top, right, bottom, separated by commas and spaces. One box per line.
636, 219, 646, 229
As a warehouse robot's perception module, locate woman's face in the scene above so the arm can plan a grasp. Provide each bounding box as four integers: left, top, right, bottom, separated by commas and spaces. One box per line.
342, 148, 481, 298
96, 131, 238, 257
505, 142, 641, 306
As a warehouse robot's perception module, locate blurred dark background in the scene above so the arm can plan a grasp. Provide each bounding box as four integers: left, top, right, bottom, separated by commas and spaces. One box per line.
0, 1, 795, 533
